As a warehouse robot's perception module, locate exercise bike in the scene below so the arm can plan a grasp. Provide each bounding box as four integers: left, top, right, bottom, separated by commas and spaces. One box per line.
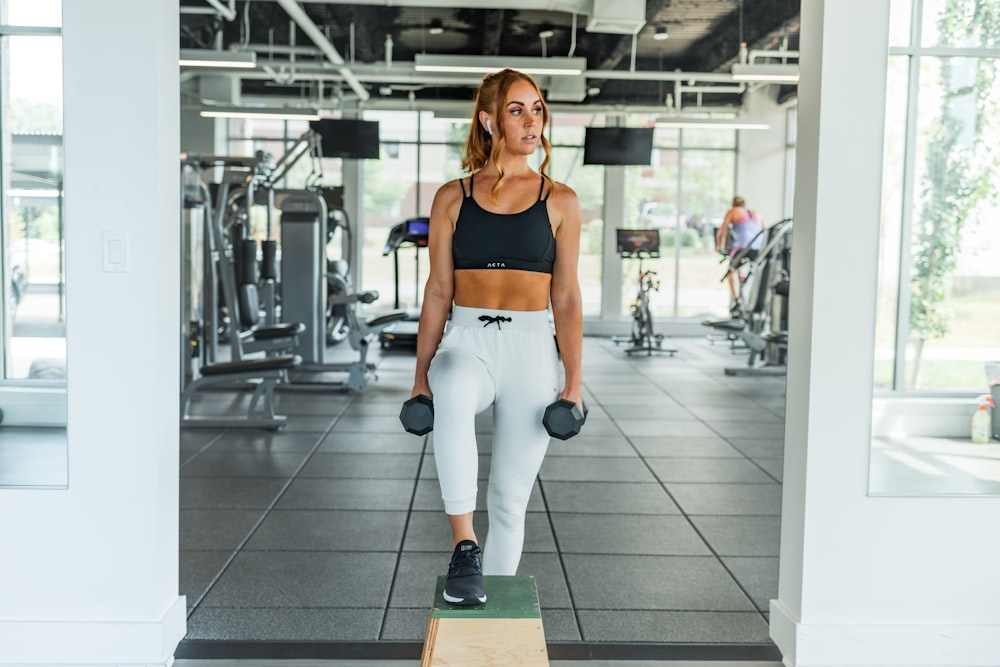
612, 228, 678, 357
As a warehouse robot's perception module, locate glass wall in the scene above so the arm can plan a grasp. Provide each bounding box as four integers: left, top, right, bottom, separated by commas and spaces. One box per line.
876, 0, 1000, 392
616, 122, 736, 320
1, 0, 64, 386
224, 107, 739, 326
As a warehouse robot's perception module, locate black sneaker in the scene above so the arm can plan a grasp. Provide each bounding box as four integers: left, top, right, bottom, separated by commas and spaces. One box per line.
443, 540, 486, 605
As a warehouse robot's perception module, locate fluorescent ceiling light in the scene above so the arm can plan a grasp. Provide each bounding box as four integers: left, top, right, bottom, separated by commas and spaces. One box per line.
200, 106, 321, 121
655, 117, 770, 130
180, 49, 257, 69
433, 110, 472, 123
415, 54, 585, 77
731, 63, 799, 83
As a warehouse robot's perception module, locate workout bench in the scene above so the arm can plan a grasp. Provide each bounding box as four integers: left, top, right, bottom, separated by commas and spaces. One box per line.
180, 355, 302, 430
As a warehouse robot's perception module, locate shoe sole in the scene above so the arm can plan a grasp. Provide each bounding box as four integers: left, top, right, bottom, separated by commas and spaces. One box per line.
442, 590, 487, 605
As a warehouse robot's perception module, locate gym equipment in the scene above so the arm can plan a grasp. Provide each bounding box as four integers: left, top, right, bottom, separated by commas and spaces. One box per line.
179, 158, 302, 429
542, 399, 588, 440
180, 355, 302, 430
378, 217, 430, 350
278, 191, 407, 391
702, 219, 793, 376
323, 191, 352, 345
612, 228, 677, 357
398, 394, 587, 440
399, 394, 434, 435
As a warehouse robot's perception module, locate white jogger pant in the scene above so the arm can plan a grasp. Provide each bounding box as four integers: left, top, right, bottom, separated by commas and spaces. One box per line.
427, 305, 561, 575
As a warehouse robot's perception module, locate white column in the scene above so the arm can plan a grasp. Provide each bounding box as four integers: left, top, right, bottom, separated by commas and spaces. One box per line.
0, 0, 185, 664
772, 1, 1000, 665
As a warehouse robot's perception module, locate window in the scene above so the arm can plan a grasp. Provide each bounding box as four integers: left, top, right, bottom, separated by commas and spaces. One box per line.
876, 0, 1000, 392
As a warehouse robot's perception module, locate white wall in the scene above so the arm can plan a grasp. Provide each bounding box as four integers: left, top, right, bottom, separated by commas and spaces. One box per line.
737, 86, 790, 225
0, 0, 185, 664
771, 1, 1000, 664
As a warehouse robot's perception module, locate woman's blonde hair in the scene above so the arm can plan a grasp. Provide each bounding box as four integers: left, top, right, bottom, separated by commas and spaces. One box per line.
461, 68, 554, 202
732, 196, 746, 207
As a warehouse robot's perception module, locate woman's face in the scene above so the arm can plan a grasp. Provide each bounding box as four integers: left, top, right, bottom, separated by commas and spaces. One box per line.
498, 79, 545, 156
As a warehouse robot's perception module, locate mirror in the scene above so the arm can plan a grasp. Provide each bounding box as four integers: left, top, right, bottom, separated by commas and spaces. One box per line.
0, 0, 68, 489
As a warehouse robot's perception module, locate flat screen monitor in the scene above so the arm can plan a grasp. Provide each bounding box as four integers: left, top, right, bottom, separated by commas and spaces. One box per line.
583, 127, 654, 166
309, 119, 380, 159
404, 217, 430, 242
616, 228, 660, 258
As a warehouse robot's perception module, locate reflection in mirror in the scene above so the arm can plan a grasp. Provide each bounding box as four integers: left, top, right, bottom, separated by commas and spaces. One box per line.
870, 0, 1000, 496
0, 0, 67, 488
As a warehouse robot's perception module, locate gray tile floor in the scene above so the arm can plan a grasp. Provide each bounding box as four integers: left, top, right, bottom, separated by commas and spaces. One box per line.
178, 335, 786, 661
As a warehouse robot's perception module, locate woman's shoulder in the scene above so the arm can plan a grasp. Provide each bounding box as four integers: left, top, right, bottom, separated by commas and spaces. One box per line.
433, 177, 466, 205
545, 179, 579, 205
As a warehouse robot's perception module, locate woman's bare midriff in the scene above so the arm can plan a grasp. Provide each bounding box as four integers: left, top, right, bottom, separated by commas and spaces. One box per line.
453, 269, 552, 311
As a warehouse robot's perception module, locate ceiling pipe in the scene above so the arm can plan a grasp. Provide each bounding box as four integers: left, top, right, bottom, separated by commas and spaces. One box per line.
749, 48, 799, 64
181, 6, 222, 15
204, 0, 237, 21
242, 58, 742, 86
246, 0, 590, 11
568, 13, 577, 57
230, 94, 723, 117
273, 0, 370, 101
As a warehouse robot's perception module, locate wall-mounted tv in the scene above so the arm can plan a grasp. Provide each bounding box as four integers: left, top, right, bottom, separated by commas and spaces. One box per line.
583, 127, 654, 166
309, 119, 380, 159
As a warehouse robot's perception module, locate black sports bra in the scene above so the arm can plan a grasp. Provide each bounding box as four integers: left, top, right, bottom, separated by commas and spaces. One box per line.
451, 174, 556, 274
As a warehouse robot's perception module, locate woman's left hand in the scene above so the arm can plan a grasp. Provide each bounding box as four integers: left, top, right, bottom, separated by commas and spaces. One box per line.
558, 388, 584, 412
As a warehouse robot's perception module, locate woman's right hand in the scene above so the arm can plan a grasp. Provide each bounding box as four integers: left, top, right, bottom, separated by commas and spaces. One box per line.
410, 381, 432, 400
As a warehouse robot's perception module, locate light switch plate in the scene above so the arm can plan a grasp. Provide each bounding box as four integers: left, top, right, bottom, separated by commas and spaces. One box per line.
103, 230, 128, 273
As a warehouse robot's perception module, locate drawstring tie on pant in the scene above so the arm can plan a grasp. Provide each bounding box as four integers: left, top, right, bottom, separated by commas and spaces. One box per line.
479, 314, 513, 330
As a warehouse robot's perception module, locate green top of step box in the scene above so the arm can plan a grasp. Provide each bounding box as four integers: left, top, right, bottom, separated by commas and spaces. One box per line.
431, 575, 541, 619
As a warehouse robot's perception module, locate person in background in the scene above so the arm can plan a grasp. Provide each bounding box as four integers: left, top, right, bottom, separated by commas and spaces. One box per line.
716, 195, 765, 316
409, 68, 584, 605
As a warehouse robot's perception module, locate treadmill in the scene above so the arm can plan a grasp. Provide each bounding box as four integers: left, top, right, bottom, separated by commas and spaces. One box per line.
378, 217, 429, 349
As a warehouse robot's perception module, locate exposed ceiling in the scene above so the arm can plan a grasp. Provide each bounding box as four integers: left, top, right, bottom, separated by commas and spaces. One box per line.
179, 0, 800, 112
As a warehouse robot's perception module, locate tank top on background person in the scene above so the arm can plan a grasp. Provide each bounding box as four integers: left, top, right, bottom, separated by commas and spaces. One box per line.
730, 207, 763, 251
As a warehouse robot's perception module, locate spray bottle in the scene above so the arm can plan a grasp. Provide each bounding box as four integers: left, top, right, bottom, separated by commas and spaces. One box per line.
971, 394, 995, 444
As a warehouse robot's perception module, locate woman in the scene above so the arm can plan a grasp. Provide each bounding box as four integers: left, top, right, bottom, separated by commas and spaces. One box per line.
409, 69, 583, 605
716, 195, 765, 315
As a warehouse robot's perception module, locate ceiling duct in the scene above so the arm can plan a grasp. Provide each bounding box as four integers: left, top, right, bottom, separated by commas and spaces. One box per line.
546, 76, 587, 103
585, 0, 646, 35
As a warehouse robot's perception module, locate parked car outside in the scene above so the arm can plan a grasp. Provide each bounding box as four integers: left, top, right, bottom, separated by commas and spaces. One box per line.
636, 202, 678, 230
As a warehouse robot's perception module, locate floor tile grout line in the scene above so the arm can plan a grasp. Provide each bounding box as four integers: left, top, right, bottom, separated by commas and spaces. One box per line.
538, 473, 588, 646
377, 431, 431, 641
179, 430, 227, 469
184, 395, 358, 618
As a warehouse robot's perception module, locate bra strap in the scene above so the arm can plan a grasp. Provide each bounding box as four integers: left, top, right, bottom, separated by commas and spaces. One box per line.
539, 176, 551, 202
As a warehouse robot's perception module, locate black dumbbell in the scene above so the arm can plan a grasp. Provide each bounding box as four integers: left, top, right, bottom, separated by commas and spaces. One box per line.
400, 395, 434, 435
543, 399, 588, 440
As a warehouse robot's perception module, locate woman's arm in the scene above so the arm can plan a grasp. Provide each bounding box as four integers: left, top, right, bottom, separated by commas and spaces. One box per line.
548, 183, 584, 409
411, 181, 460, 397
716, 208, 734, 251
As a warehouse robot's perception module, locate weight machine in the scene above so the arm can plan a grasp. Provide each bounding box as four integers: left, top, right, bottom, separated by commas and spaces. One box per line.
278, 191, 407, 390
